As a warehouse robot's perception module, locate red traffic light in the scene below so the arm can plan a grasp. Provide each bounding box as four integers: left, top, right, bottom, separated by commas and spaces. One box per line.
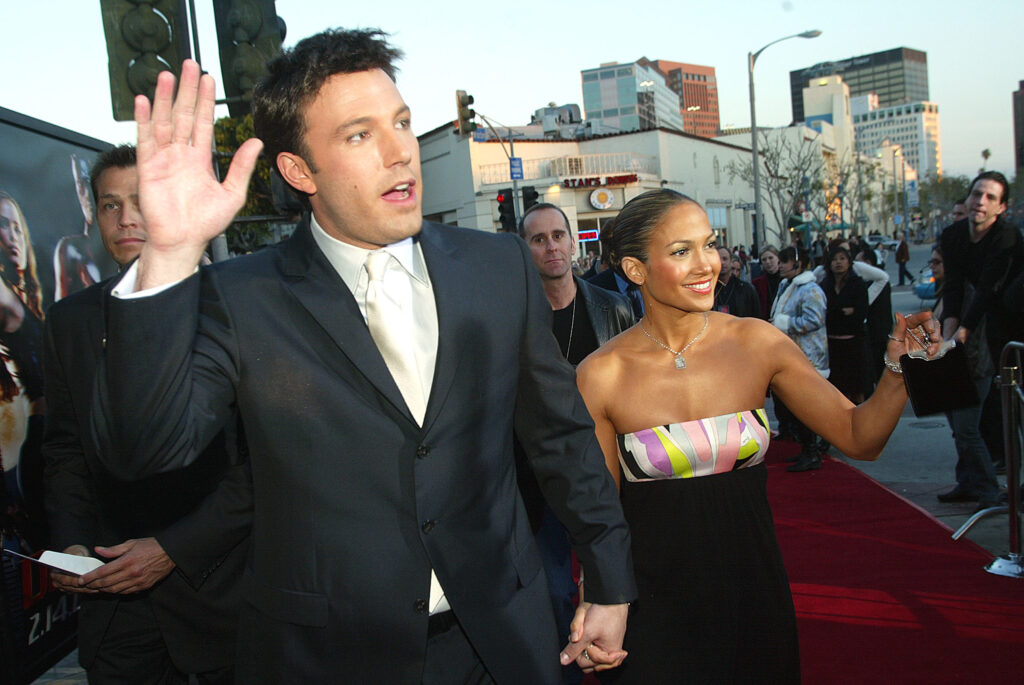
496, 193, 507, 203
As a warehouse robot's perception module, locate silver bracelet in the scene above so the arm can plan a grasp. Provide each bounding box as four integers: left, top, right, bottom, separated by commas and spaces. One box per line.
882, 354, 903, 375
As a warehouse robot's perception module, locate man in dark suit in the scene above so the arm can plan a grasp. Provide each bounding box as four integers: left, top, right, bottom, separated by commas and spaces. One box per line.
90, 29, 635, 683
43, 145, 250, 683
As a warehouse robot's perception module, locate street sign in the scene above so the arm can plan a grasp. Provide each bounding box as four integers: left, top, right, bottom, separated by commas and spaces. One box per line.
472, 128, 487, 142
905, 179, 919, 209
894, 214, 903, 225
510, 157, 524, 180
736, 202, 756, 210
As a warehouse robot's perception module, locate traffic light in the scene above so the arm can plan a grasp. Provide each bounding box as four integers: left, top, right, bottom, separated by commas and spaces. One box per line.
522, 186, 540, 211
99, 0, 192, 121
213, 0, 287, 117
497, 188, 516, 232
456, 90, 477, 136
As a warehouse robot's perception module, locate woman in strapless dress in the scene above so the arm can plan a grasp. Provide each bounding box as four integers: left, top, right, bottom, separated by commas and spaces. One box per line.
572, 189, 939, 683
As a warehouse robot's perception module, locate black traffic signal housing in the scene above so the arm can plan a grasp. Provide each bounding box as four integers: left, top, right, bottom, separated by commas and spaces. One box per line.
99, 0, 192, 121
213, 0, 287, 117
522, 186, 540, 212
497, 189, 516, 232
456, 90, 477, 136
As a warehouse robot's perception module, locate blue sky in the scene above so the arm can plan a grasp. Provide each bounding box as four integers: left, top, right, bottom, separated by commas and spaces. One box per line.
3, 0, 1022, 178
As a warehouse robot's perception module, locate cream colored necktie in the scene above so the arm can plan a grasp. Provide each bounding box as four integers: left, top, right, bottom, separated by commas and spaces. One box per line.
364, 251, 426, 424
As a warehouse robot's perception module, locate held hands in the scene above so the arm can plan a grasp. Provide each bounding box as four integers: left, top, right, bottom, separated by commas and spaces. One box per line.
885, 312, 943, 363
560, 601, 629, 673
134, 59, 263, 289
57, 538, 176, 595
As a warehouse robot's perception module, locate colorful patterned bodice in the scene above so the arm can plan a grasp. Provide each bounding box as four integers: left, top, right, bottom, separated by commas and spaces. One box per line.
616, 409, 770, 482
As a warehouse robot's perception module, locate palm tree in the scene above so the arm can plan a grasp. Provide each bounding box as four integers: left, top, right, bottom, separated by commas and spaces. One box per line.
980, 148, 991, 172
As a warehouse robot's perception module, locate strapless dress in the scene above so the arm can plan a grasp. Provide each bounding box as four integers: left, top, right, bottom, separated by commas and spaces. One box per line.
600, 409, 800, 684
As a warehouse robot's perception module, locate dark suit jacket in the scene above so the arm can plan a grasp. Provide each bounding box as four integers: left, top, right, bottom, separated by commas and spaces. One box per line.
43, 280, 251, 673
91, 219, 636, 684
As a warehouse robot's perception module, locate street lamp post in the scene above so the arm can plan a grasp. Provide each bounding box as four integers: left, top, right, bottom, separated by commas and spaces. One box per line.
891, 148, 901, 236
748, 29, 821, 253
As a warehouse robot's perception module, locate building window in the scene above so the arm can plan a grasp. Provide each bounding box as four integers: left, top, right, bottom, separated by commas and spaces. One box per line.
582, 72, 599, 83
617, 67, 633, 77
707, 206, 727, 229
600, 70, 615, 80
603, 108, 619, 117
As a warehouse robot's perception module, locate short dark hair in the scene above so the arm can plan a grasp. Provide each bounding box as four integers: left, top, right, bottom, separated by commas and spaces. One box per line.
968, 171, 1010, 206
253, 28, 403, 171
778, 246, 810, 271
856, 247, 879, 267
954, 197, 967, 207
90, 144, 137, 203
606, 189, 700, 279
518, 202, 569, 238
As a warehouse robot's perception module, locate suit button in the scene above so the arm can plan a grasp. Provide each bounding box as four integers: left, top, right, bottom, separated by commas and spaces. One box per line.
416, 444, 430, 458
414, 599, 429, 613
421, 520, 435, 533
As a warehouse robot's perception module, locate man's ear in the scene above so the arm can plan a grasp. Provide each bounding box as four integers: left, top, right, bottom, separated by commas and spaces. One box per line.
277, 152, 316, 196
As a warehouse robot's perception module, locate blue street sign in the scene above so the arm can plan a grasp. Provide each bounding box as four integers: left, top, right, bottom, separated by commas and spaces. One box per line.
510, 157, 524, 180
472, 128, 487, 142
894, 214, 903, 225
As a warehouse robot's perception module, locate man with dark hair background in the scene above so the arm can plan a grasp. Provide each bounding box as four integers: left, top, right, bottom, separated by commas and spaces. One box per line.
89, 29, 635, 683
44, 144, 250, 684
936, 171, 1023, 510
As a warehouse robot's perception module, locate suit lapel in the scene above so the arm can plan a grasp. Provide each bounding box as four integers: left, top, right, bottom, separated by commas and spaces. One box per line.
418, 223, 470, 431
280, 220, 415, 423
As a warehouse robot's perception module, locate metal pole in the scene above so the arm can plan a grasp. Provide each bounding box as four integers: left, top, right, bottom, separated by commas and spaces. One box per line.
509, 128, 520, 224
1001, 346, 1022, 555
748, 51, 763, 254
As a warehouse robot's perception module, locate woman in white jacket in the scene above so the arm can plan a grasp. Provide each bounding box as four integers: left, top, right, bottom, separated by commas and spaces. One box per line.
770, 246, 829, 471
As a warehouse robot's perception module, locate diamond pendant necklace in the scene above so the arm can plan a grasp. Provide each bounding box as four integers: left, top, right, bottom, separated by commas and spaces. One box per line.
640, 311, 709, 369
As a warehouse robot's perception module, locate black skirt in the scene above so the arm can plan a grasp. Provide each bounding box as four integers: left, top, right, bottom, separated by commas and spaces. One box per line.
600, 463, 800, 684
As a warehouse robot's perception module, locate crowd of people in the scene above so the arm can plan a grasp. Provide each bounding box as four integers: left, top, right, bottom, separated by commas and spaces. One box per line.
20, 23, 1021, 685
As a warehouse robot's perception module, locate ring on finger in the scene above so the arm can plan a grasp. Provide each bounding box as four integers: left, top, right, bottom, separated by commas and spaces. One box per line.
582, 649, 591, 662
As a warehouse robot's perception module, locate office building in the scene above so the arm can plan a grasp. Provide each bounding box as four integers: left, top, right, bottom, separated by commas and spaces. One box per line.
790, 47, 928, 124
851, 95, 942, 179
651, 60, 720, 138
580, 60, 684, 134
802, 75, 855, 162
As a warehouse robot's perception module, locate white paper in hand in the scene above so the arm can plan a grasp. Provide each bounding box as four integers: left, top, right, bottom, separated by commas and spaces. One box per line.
2, 549, 104, 576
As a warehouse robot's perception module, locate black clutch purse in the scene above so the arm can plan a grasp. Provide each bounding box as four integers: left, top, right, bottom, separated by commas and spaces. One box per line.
900, 341, 979, 416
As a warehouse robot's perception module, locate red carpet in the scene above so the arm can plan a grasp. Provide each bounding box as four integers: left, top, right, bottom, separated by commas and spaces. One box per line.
765, 440, 1024, 683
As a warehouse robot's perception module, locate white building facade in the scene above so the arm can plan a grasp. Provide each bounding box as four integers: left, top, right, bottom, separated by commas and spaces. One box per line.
418, 122, 755, 256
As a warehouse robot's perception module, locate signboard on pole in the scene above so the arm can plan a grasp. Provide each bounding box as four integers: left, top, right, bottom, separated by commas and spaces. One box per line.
510, 157, 523, 181
905, 179, 919, 209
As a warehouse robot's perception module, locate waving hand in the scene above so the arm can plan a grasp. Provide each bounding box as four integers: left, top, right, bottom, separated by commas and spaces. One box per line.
134, 59, 263, 289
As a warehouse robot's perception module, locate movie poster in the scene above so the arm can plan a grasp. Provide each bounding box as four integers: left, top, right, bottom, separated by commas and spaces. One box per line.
0, 107, 114, 685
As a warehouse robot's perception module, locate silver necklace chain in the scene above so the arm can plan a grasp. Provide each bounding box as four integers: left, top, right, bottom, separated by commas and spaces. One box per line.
640, 311, 709, 369
561, 295, 577, 359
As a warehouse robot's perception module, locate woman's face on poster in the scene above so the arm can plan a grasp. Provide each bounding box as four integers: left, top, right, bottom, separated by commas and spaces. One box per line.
0, 200, 28, 271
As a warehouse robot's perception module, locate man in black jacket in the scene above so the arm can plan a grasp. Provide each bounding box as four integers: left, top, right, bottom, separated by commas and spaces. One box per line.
43, 145, 249, 684
714, 246, 761, 318
937, 171, 1023, 510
